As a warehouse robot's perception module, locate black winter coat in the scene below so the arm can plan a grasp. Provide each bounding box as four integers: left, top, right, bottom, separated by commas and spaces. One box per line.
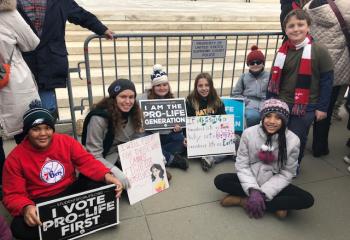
17, 0, 108, 89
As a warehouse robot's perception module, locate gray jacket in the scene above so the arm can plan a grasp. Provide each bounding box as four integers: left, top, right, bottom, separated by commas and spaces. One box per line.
85, 115, 138, 168
231, 71, 269, 111
235, 124, 300, 200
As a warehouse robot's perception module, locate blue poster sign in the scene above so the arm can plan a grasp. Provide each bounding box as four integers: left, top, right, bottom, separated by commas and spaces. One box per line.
221, 97, 245, 133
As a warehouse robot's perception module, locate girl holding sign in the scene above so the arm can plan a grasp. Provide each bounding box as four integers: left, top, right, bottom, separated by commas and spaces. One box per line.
82, 79, 144, 189
214, 99, 314, 219
185, 72, 229, 171
139, 64, 189, 171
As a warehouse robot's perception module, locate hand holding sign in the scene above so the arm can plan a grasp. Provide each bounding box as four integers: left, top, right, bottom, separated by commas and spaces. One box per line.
24, 205, 42, 227
104, 173, 123, 198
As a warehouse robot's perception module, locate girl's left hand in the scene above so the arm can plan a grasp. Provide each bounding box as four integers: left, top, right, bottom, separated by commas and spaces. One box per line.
173, 124, 181, 132
315, 110, 327, 121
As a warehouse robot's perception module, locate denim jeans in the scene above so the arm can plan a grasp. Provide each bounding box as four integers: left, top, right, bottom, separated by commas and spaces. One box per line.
38, 89, 57, 113
245, 108, 261, 128
160, 131, 185, 164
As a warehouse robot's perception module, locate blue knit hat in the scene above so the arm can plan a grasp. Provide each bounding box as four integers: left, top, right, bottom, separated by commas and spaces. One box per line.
23, 100, 55, 135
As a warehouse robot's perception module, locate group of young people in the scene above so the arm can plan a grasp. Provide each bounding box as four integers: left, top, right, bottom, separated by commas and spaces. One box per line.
0, 3, 348, 239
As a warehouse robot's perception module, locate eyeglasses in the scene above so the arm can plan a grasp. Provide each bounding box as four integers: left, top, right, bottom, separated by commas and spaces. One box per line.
249, 60, 263, 66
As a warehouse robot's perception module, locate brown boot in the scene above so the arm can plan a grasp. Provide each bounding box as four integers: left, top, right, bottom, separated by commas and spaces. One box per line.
166, 170, 172, 181
220, 195, 246, 207
275, 210, 288, 219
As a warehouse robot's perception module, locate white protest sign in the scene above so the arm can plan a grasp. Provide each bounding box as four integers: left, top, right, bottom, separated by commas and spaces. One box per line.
37, 184, 118, 240
118, 133, 169, 205
186, 115, 236, 158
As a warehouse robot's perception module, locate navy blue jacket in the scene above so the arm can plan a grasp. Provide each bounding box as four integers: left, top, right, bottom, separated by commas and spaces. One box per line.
17, 0, 108, 89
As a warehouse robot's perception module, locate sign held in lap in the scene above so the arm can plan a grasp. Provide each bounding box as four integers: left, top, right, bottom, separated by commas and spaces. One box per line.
186, 115, 236, 158
36, 184, 119, 240
118, 133, 169, 205
139, 98, 187, 130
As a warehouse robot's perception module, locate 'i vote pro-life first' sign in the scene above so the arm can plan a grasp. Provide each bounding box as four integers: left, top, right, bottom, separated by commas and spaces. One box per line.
36, 184, 119, 240
186, 115, 236, 158
139, 98, 187, 130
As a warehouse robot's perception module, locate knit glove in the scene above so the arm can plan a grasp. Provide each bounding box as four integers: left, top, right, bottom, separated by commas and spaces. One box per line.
245, 189, 266, 219
0, 216, 12, 240
111, 166, 130, 189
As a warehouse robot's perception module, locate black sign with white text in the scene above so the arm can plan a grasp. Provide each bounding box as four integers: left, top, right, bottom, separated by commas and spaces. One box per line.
139, 98, 187, 130
36, 185, 118, 240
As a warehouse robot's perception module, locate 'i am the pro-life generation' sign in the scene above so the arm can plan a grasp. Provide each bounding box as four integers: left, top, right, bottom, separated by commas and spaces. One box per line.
186, 115, 236, 158
191, 39, 227, 59
139, 98, 187, 130
37, 184, 119, 240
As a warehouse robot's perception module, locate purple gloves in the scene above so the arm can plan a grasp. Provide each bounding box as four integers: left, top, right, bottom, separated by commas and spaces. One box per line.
0, 216, 12, 240
245, 189, 266, 219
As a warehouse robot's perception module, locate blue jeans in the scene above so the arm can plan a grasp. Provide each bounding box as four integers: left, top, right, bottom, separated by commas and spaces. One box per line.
245, 108, 261, 127
288, 111, 315, 163
38, 89, 57, 113
160, 132, 185, 164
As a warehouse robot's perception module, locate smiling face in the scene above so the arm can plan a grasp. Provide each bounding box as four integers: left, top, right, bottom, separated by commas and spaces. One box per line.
285, 15, 310, 45
153, 83, 170, 97
248, 60, 265, 73
28, 124, 54, 150
115, 90, 135, 113
263, 112, 283, 134
196, 78, 210, 98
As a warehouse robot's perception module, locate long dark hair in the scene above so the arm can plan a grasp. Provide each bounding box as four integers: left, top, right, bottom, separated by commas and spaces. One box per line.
94, 97, 142, 132
187, 72, 222, 113
262, 121, 287, 168
150, 164, 165, 181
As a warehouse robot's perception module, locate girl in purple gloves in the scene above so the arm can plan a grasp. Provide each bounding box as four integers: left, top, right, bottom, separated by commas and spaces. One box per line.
214, 99, 314, 219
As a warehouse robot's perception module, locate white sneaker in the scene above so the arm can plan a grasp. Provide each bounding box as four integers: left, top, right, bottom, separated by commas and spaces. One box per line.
344, 155, 350, 164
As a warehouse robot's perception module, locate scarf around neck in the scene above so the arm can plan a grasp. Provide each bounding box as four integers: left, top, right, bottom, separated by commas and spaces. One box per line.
268, 36, 312, 116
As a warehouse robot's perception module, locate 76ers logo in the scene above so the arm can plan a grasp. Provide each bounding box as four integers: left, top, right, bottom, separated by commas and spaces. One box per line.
40, 160, 65, 184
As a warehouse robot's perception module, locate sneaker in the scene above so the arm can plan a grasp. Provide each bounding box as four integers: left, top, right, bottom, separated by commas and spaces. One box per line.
201, 156, 214, 171
344, 155, 350, 164
172, 153, 189, 170
275, 210, 288, 219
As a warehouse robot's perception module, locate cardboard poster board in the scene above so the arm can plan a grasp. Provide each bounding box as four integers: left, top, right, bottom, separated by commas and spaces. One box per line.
139, 98, 187, 130
37, 184, 118, 240
186, 115, 236, 158
221, 97, 245, 133
118, 133, 169, 205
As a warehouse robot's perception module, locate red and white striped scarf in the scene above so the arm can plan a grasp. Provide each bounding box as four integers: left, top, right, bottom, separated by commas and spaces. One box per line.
268, 36, 312, 116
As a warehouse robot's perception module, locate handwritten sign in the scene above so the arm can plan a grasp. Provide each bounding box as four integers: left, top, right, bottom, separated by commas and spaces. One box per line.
118, 133, 169, 205
221, 97, 245, 133
139, 98, 187, 130
37, 185, 118, 240
191, 39, 227, 59
186, 115, 236, 158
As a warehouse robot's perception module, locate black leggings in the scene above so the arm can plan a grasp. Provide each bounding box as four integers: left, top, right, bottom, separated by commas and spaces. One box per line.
214, 173, 314, 212
10, 175, 104, 240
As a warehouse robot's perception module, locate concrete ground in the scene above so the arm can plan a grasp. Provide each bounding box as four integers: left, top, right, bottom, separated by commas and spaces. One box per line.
1, 108, 350, 240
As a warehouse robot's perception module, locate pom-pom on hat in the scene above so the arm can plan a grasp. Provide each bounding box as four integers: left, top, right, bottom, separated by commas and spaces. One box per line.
23, 100, 55, 135
108, 79, 136, 99
246, 45, 265, 65
150, 64, 168, 86
260, 99, 290, 124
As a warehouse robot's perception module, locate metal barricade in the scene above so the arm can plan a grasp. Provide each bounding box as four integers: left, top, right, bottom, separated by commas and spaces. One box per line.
81, 32, 283, 109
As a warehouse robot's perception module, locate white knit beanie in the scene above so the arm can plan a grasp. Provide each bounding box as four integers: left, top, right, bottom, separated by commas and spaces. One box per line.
150, 64, 168, 86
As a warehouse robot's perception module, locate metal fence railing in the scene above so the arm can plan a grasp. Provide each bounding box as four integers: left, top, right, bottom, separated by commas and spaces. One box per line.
81, 32, 283, 109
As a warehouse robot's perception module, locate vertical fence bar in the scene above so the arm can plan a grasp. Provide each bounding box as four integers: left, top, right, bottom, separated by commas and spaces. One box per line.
127, 37, 131, 80
242, 35, 250, 73
141, 37, 145, 92
220, 36, 228, 96
154, 36, 157, 65
230, 35, 239, 95
189, 36, 194, 95
113, 38, 118, 79
166, 36, 169, 74
265, 34, 270, 62
211, 35, 216, 77
98, 38, 106, 97
177, 36, 182, 97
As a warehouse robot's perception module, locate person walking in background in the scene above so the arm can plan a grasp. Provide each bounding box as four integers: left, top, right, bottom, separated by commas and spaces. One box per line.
267, 9, 333, 169
138, 64, 189, 170
303, 0, 350, 157
231, 45, 269, 127
215, 99, 314, 219
16, 0, 114, 118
